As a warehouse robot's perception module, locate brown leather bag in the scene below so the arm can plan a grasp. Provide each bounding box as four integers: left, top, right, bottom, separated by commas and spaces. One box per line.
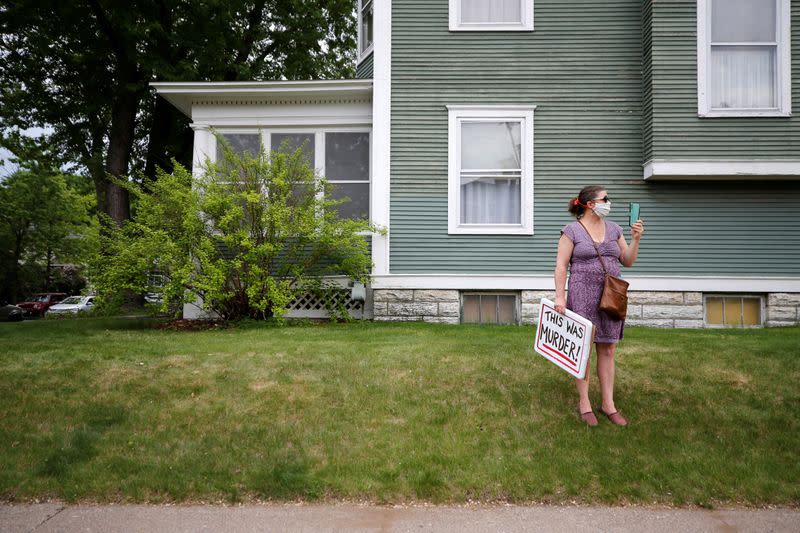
578, 221, 630, 320
598, 274, 629, 320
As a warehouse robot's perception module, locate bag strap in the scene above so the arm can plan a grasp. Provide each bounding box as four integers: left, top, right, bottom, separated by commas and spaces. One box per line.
577, 220, 608, 275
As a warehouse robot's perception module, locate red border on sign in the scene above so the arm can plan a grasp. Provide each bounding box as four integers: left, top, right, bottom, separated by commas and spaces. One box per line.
539, 340, 578, 370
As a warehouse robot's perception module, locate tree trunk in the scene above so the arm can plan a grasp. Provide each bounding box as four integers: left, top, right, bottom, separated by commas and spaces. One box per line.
103, 90, 140, 226
45, 248, 53, 291
143, 94, 177, 182
86, 128, 111, 237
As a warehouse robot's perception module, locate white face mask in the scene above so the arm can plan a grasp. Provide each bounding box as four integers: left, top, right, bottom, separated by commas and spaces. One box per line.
593, 202, 611, 218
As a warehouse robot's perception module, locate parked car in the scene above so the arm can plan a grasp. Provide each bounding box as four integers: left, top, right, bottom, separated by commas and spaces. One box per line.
45, 295, 96, 316
16, 293, 67, 317
0, 304, 24, 322
144, 292, 164, 304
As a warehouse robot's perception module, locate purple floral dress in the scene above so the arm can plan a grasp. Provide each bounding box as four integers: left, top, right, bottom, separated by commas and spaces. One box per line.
561, 220, 625, 343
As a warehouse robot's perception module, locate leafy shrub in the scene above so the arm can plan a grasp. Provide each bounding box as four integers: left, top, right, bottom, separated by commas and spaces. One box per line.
94, 141, 379, 320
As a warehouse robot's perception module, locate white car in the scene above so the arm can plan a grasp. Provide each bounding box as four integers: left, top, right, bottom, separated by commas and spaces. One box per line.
45, 296, 96, 316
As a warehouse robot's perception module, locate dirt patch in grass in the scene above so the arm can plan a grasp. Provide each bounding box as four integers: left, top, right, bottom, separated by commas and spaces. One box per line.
707, 367, 752, 389
249, 380, 277, 392
152, 319, 228, 331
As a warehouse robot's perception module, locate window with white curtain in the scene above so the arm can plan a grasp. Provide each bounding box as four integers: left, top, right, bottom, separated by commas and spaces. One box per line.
447, 106, 535, 235
697, 0, 791, 117
358, 0, 374, 58
450, 0, 533, 31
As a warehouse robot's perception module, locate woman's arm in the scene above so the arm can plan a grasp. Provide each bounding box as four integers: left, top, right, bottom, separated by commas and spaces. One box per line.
554, 234, 574, 314
618, 220, 644, 267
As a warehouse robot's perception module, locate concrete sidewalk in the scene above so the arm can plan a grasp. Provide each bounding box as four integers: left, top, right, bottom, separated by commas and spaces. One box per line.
2, 503, 798, 533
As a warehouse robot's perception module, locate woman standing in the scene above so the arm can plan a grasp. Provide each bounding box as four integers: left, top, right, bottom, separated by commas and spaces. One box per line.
554, 185, 644, 427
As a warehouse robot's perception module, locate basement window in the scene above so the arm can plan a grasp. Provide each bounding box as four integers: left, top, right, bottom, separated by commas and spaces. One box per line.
462, 293, 518, 325
704, 295, 763, 327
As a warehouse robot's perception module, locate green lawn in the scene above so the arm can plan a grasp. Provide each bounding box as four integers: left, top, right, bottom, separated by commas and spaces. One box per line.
1, 318, 798, 506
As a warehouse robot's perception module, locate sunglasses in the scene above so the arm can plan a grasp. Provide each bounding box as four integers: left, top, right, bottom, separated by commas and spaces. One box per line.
593, 196, 610, 203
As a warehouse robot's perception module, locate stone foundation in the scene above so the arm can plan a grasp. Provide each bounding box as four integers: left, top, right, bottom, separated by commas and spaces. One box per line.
373, 289, 461, 324
767, 293, 800, 327
623, 291, 704, 327
372, 289, 800, 328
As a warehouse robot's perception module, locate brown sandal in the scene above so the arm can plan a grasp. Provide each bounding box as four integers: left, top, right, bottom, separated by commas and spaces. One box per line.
601, 409, 628, 427
579, 409, 598, 427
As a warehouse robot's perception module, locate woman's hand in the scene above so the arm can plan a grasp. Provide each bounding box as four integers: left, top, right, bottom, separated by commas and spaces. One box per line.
631, 219, 644, 241
619, 219, 644, 267
555, 295, 567, 315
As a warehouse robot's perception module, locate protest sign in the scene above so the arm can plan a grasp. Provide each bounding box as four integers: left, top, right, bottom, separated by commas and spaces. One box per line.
534, 298, 594, 379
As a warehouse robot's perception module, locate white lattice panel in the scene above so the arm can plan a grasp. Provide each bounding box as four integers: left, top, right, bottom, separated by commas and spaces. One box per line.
285, 289, 366, 319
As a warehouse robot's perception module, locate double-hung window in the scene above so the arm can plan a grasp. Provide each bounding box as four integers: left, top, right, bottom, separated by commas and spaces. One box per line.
450, 0, 533, 31
217, 130, 371, 221
358, 0, 374, 58
447, 106, 535, 235
697, 0, 791, 117
325, 132, 370, 219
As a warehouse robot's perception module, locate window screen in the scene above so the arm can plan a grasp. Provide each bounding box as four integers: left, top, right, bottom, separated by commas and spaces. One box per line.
705, 296, 762, 327
462, 294, 518, 325
326, 132, 370, 220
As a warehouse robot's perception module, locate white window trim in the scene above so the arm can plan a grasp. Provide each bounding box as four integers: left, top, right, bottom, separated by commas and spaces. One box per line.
642, 159, 800, 180
358, 0, 374, 60
697, 0, 791, 118
449, 0, 534, 31
447, 105, 535, 235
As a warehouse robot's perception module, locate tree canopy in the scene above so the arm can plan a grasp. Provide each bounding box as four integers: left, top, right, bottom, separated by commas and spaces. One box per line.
0, 135, 97, 303
0, 0, 358, 227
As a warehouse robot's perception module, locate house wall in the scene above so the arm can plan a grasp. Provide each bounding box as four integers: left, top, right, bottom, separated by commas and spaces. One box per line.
357, 52, 374, 79
388, 0, 800, 278
643, 0, 654, 163
644, 0, 800, 162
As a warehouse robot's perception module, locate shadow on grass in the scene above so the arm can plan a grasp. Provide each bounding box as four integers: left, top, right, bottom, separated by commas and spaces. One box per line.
248, 458, 322, 500
25, 316, 159, 334
38, 403, 128, 479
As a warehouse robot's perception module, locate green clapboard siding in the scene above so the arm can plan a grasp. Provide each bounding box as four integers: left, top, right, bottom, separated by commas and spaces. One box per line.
389, 0, 800, 276
645, 0, 800, 161
643, 0, 654, 162
356, 52, 374, 79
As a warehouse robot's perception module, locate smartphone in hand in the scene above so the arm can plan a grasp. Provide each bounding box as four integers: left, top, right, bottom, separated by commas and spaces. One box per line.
629, 202, 641, 226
